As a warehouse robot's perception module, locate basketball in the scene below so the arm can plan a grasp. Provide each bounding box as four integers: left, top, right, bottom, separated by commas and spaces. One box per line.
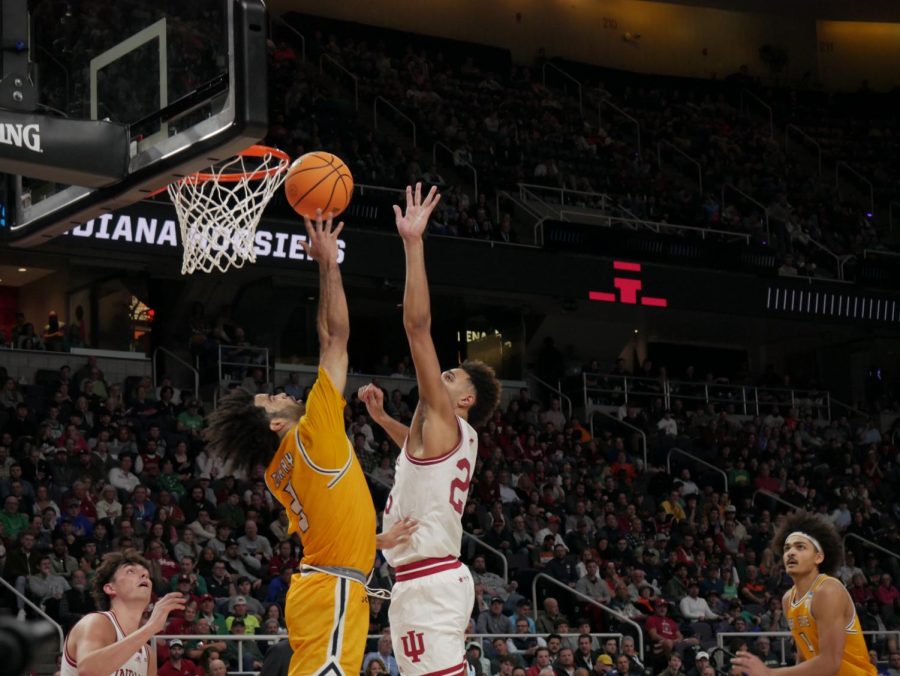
284, 151, 354, 220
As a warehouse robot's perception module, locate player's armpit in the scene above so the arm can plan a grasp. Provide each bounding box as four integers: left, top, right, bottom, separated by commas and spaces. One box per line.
297, 367, 352, 470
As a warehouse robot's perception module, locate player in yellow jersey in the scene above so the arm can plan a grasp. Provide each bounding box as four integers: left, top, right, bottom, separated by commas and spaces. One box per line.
204, 210, 416, 676
732, 511, 876, 676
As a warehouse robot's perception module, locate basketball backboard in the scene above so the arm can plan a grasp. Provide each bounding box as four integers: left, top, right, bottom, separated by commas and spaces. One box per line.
0, 0, 269, 247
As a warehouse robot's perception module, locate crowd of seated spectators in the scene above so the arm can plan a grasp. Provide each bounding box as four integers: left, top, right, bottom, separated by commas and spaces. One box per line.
266, 15, 900, 282
1, 341, 899, 676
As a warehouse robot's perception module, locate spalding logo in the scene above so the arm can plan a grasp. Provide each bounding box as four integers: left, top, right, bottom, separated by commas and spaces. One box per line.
0, 123, 42, 153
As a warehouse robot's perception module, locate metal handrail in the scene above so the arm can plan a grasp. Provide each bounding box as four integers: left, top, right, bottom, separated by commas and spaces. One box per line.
319, 54, 358, 111
658, 140, 703, 193
667, 448, 728, 492
741, 89, 774, 138
862, 247, 900, 260
601, 214, 751, 243
722, 182, 770, 240
0, 575, 65, 657
152, 346, 199, 400
462, 532, 509, 584
716, 630, 900, 666
518, 182, 609, 211
843, 533, 900, 566
542, 62, 583, 113
589, 408, 648, 471
374, 96, 416, 147
356, 183, 405, 196
217, 344, 270, 392
527, 373, 573, 420
269, 15, 305, 63
803, 234, 846, 280
890, 201, 900, 232
433, 142, 478, 199
785, 124, 822, 175
835, 161, 875, 214
532, 573, 644, 659
752, 489, 801, 513
828, 396, 869, 420
598, 93, 641, 155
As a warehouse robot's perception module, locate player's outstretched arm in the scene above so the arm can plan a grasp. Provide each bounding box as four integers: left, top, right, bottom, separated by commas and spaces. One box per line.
393, 183, 457, 454
73, 593, 186, 676
302, 209, 349, 394
732, 583, 847, 676
359, 384, 409, 448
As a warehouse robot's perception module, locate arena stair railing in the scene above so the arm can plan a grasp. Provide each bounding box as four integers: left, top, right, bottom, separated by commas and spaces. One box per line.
531, 572, 644, 660
0, 575, 64, 674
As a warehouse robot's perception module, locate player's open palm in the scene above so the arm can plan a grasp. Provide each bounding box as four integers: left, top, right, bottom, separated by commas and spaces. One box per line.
358, 384, 384, 417
393, 182, 441, 241
146, 592, 187, 633
301, 208, 344, 266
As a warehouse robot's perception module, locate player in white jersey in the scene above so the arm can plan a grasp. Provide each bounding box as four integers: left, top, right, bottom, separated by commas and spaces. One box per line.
62, 549, 186, 676
359, 182, 502, 675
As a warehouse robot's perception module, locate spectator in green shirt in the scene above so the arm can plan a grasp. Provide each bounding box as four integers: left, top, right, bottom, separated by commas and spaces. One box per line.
0, 496, 28, 540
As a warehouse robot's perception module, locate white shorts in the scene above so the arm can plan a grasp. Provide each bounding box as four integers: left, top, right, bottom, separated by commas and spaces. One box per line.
389, 557, 474, 676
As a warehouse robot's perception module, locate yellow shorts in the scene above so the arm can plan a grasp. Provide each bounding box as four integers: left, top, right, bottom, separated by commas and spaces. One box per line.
285, 571, 368, 676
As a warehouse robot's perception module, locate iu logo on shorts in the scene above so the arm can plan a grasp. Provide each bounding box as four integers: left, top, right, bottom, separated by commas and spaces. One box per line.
400, 630, 425, 663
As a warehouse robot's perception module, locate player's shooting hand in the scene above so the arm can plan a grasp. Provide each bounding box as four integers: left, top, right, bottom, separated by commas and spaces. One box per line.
146, 592, 187, 633
393, 182, 441, 241
358, 384, 385, 417
377, 517, 419, 550
301, 208, 344, 267
732, 650, 770, 676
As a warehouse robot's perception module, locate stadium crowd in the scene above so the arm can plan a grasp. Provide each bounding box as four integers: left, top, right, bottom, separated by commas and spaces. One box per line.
0, 343, 899, 676
263, 15, 900, 280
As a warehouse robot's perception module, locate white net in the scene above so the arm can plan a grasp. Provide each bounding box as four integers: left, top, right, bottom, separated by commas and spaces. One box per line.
167, 149, 290, 274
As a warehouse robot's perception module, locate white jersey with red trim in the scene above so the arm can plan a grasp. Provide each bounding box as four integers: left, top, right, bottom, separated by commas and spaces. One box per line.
62, 611, 150, 676
382, 415, 478, 567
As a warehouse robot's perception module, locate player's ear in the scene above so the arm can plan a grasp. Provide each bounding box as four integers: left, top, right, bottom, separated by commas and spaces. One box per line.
458, 392, 475, 410
814, 549, 825, 566
269, 418, 290, 434
103, 582, 115, 598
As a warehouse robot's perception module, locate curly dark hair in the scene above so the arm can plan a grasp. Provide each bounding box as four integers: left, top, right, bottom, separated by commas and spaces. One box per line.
460, 359, 502, 428
772, 510, 844, 576
91, 548, 151, 611
203, 388, 291, 475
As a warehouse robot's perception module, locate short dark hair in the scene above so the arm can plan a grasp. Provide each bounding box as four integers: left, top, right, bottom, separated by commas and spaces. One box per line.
772, 510, 843, 576
91, 548, 151, 611
459, 360, 501, 428
203, 388, 289, 474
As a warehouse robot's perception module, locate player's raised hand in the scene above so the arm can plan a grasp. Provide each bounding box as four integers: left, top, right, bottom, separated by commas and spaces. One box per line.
301, 208, 344, 267
393, 182, 441, 241
145, 592, 187, 633
378, 517, 419, 549
358, 384, 385, 417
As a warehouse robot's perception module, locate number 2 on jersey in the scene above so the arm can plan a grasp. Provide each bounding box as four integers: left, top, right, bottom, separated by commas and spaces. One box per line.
283, 482, 310, 532
449, 458, 472, 515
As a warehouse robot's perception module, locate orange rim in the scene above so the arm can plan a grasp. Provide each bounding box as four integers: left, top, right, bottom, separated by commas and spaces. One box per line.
145, 145, 291, 196
188, 144, 291, 183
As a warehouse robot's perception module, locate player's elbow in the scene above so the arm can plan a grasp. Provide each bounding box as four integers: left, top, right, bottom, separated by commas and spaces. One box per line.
403, 314, 430, 332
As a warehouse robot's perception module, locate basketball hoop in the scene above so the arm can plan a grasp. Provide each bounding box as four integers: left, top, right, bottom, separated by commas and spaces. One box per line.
166, 145, 291, 274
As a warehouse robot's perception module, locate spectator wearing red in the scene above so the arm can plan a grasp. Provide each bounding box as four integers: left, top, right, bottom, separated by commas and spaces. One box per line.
158, 639, 202, 676
645, 599, 691, 657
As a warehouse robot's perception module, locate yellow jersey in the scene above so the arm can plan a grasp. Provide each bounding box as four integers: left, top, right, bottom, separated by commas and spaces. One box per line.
786, 574, 875, 676
264, 368, 376, 574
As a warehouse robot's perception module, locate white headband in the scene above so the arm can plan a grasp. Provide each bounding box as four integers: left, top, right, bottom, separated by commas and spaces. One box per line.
786, 531, 822, 553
